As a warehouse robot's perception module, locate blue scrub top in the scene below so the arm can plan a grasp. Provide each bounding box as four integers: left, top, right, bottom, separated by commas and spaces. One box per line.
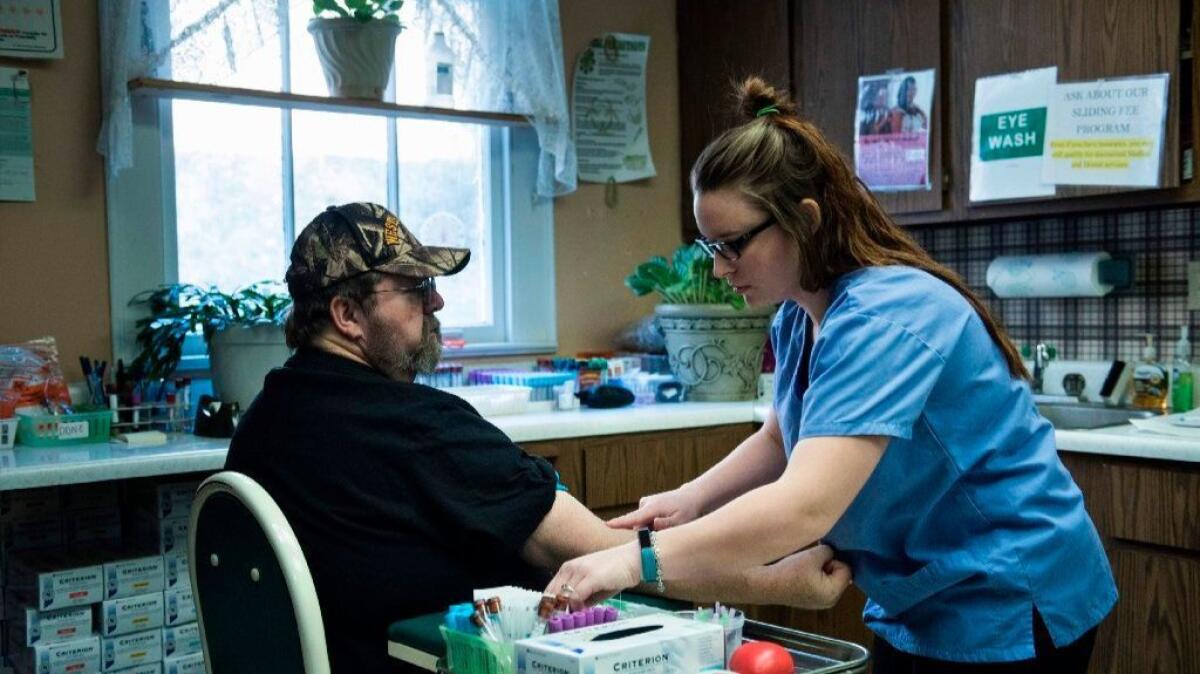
772, 266, 1116, 662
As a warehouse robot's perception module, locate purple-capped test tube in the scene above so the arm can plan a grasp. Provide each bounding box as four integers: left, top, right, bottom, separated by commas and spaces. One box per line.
562, 614, 576, 630
572, 611, 587, 628
547, 617, 563, 633
588, 606, 603, 625
603, 606, 619, 623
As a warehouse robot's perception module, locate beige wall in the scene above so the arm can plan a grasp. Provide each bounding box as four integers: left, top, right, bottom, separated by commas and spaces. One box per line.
0, 2, 109, 380
554, 1, 682, 355
0, 2, 680, 378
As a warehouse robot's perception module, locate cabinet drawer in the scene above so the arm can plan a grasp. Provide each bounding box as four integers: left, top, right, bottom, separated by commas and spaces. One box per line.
1060, 452, 1200, 551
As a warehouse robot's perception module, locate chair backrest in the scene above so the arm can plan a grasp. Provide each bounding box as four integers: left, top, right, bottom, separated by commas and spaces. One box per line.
189, 471, 331, 674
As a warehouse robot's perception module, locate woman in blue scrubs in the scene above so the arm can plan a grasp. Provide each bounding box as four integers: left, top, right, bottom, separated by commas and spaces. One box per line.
547, 78, 1116, 673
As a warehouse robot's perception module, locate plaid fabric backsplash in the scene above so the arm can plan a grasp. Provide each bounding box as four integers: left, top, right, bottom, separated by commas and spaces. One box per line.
909, 206, 1200, 363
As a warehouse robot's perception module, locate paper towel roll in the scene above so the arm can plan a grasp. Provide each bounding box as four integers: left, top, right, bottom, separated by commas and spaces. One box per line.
986, 252, 1113, 298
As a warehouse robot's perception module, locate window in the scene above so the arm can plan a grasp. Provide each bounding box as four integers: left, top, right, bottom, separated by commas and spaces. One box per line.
106, 2, 556, 366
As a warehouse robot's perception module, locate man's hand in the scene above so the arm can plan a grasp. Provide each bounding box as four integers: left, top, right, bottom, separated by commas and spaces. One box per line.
607, 486, 702, 531
747, 545, 852, 609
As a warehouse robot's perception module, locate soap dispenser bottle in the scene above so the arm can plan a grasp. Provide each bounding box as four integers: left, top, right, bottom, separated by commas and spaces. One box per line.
427, 31, 455, 107
1132, 334, 1169, 411
1171, 326, 1194, 412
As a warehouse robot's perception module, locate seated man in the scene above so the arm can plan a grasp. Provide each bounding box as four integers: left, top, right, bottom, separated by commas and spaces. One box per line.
225, 203, 849, 672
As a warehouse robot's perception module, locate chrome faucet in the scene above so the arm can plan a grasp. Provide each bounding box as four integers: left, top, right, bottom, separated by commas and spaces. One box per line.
1032, 343, 1052, 394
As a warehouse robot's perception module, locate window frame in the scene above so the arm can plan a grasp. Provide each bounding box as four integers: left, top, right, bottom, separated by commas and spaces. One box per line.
106, 92, 556, 371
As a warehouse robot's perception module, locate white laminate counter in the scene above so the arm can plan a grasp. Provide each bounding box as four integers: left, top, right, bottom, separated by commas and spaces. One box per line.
3, 401, 1198, 491
0, 402, 765, 491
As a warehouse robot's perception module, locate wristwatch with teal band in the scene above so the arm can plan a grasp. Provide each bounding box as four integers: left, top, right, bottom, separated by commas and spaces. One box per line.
637, 528, 664, 592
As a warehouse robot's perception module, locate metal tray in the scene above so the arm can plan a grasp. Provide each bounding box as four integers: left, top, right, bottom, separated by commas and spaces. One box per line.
743, 619, 870, 674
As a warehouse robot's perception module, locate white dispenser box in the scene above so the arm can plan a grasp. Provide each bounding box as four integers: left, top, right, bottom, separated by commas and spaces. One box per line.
162, 622, 202, 658
164, 585, 196, 625
163, 651, 205, 674
105, 555, 166, 599
15, 635, 101, 674
101, 628, 163, 672
130, 481, 199, 520
7, 551, 104, 610
13, 604, 92, 646
101, 591, 165, 636
515, 613, 724, 674
113, 663, 162, 674
164, 551, 190, 589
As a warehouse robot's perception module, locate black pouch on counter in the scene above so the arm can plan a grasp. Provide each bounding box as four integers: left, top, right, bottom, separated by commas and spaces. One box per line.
577, 385, 635, 409
194, 395, 239, 438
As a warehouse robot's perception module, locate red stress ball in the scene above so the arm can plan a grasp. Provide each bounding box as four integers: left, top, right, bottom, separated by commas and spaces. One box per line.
728, 640, 794, 674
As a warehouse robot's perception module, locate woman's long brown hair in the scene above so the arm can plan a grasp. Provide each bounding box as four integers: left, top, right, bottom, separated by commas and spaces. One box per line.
692, 77, 1029, 380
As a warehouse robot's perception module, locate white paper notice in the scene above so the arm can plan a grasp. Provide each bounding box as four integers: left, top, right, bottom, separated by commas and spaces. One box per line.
0, 0, 63, 59
0, 67, 35, 202
572, 33, 655, 183
1042, 74, 1169, 187
970, 67, 1057, 202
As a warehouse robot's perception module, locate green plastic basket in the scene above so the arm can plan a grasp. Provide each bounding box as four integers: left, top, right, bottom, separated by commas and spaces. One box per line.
439, 625, 514, 674
16, 409, 112, 447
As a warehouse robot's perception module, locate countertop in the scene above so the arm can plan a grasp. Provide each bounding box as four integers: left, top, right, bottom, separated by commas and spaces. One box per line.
1, 401, 1197, 491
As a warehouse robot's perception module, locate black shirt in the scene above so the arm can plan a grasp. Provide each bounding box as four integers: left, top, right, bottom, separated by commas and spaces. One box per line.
225, 348, 557, 672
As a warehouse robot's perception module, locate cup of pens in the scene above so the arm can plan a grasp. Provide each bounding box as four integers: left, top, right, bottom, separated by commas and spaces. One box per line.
676, 605, 745, 666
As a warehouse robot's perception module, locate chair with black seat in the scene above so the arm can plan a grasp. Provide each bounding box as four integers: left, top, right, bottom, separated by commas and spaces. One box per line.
189, 471, 331, 674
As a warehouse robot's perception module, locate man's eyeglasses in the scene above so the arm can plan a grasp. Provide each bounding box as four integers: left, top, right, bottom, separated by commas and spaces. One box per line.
696, 218, 776, 262
370, 277, 437, 310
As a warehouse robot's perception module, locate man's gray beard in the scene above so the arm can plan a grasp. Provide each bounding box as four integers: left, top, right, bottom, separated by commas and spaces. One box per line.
363, 314, 442, 381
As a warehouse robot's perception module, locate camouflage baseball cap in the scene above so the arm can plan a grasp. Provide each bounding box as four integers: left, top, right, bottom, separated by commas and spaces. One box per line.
286, 202, 470, 297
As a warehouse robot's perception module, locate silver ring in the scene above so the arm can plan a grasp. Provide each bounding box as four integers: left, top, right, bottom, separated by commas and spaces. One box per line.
560, 583, 575, 596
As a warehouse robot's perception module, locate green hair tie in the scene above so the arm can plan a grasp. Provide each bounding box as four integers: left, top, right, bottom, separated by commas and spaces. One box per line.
755, 105, 779, 118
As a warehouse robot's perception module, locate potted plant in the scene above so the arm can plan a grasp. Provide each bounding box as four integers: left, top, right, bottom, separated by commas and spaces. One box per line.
129, 282, 293, 409
626, 244, 776, 401
309, 0, 406, 100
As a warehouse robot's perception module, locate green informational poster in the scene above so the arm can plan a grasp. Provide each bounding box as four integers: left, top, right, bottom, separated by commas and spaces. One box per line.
0, 67, 35, 202
572, 33, 655, 184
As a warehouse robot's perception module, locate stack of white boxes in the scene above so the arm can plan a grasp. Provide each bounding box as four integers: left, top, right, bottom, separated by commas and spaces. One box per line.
0, 480, 204, 674
126, 481, 203, 674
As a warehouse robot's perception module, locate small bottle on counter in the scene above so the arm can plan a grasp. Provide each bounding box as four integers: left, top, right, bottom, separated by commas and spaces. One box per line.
1171, 325, 1194, 412
1132, 334, 1169, 412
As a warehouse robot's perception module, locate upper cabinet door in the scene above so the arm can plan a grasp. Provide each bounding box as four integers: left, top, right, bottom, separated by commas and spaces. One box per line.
951, 0, 1185, 216
677, 0, 792, 242
794, 0, 945, 216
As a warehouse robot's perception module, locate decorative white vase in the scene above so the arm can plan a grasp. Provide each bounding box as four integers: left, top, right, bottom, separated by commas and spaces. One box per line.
208, 325, 291, 410
655, 304, 777, 402
307, 17, 403, 100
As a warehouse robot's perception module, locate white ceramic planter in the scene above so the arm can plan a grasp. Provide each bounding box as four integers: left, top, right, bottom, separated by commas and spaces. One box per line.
307, 18, 402, 100
208, 325, 291, 409
655, 304, 776, 402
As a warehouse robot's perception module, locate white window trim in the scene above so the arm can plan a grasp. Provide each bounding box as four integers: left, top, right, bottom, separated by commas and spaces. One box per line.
105, 93, 556, 367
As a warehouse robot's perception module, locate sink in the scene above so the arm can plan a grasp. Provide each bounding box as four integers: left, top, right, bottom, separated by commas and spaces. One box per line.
1036, 402, 1159, 430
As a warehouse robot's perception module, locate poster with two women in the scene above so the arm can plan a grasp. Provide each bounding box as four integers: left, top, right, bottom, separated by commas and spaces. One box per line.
854, 69, 935, 191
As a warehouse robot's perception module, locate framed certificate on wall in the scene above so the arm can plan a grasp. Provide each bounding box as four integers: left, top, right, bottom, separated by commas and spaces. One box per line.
0, 0, 64, 60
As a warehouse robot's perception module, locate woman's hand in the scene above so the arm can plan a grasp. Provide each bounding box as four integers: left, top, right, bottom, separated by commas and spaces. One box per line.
607, 486, 702, 531
748, 545, 853, 609
545, 542, 642, 608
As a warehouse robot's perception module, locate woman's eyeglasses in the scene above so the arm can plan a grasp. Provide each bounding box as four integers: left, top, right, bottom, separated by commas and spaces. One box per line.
370, 277, 437, 310
696, 218, 776, 261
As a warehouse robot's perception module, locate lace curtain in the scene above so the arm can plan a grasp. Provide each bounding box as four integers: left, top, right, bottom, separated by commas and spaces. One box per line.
97, 0, 576, 198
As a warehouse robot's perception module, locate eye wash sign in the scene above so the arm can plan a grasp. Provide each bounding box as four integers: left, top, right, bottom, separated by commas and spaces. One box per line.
980, 108, 1047, 160
971, 66, 1057, 201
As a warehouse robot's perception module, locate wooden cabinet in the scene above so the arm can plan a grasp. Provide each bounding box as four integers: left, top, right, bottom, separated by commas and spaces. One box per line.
1060, 452, 1200, 674
523, 424, 756, 519
676, 0, 791, 242
677, 0, 1200, 229
794, 0, 945, 216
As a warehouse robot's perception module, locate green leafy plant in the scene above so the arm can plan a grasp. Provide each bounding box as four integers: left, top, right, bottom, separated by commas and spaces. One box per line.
128, 282, 293, 381
625, 243, 746, 309
312, 0, 404, 25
